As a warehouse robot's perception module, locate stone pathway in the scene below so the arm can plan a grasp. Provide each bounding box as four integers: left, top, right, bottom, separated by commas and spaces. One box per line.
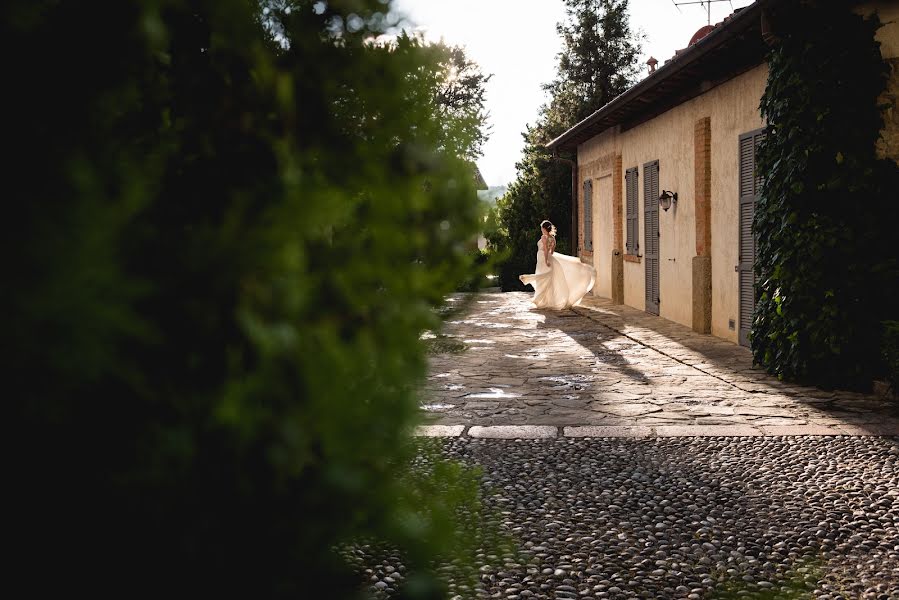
392, 292, 899, 598
423, 292, 899, 436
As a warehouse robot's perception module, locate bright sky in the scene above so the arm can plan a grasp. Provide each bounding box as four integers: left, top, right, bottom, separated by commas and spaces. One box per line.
391, 0, 756, 187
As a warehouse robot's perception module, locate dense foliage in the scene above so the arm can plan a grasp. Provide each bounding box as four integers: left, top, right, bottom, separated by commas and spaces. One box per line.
432, 40, 493, 162
753, 0, 899, 389
489, 154, 575, 288
3, 0, 493, 597
490, 0, 641, 290
883, 321, 899, 394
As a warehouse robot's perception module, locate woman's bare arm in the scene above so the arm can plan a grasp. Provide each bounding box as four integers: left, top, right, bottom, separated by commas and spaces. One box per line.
543, 234, 551, 266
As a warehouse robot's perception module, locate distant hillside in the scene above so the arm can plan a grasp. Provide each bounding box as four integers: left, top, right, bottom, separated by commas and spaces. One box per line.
477, 185, 507, 205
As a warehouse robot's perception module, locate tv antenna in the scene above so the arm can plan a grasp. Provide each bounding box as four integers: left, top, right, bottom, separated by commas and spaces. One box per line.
670, 0, 735, 26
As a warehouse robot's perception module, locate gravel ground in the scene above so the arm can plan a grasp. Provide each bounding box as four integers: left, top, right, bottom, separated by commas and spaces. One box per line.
357, 436, 899, 599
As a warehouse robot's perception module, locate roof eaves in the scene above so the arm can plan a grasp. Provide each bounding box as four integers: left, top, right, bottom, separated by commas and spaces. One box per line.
547, 0, 772, 152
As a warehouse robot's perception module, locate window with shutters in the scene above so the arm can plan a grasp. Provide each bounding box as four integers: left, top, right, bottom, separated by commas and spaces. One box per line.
625, 167, 639, 255
583, 179, 593, 252
643, 160, 660, 315
738, 128, 766, 347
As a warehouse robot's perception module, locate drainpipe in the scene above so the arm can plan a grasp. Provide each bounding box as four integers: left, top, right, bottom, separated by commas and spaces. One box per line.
552, 151, 578, 256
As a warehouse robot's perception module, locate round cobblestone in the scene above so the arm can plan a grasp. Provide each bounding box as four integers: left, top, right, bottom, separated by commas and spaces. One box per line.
356, 436, 899, 599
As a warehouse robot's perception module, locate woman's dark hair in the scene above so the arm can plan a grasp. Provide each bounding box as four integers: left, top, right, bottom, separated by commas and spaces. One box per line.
540, 220, 557, 237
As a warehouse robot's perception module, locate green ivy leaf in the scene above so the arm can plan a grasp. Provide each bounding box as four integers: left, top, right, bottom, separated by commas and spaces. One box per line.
751, 1, 898, 389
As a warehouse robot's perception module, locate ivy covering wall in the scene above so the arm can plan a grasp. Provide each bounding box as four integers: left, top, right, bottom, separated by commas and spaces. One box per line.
753, 0, 899, 389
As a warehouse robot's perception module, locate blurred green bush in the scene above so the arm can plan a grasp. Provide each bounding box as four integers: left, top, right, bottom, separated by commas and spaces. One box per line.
3, 0, 493, 597
456, 248, 493, 292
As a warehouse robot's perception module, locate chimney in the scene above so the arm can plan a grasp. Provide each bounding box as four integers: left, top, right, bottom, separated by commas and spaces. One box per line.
761, 10, 779, 46
646, 56, 658, 74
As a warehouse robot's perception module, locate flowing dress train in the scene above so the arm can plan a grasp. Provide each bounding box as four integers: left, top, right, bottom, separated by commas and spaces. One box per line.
519, 236, 595, 309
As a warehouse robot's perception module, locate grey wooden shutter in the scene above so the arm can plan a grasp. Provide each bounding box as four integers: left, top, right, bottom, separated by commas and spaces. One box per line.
738, 129, 766, 346
583, 179, 593, 251
643, 160, 660, 315
625, 167, 638, 255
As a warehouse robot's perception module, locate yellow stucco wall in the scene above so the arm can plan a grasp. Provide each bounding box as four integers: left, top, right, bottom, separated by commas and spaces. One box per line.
575, 3, 895, 342
708, 66, 768, 341
578, 65, 768, 339
858, 2, 899, 59
858, 2, 899, 162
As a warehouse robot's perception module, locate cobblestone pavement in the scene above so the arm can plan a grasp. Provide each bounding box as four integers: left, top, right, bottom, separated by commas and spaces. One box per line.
360, 436, 899, 599
423, 293, 899, 435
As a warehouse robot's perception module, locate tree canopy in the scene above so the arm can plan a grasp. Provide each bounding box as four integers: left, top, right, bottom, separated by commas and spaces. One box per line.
490, 0, 641, 290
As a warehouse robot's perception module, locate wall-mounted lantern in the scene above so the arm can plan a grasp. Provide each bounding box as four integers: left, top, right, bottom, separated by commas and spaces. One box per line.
659, 190, 678, 211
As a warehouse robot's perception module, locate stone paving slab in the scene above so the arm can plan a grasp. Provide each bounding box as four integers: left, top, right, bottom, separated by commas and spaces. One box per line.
563, 425, 654, 438
656, 424, 765, 437
413, 423, 899, 437
838, 423, 899, 436
414, 425, 465, 437
760, 425, 844, 436
422, 292, 899, 435
468, 425, 557, 439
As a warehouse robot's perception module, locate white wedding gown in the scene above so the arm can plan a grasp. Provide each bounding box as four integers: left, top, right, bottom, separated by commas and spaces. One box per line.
519, 236, 595, 309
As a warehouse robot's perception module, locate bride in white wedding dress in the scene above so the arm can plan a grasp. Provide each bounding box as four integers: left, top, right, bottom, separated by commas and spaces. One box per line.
519, 220, 595, 310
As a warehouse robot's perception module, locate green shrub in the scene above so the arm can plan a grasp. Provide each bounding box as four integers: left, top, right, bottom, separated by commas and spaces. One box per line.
882, 320, 899, 394
3, 0, 494, 597
456, 248, 493, 291
491, 0, 640, 292
709, 558, 822, 599
492, 159, 575, 291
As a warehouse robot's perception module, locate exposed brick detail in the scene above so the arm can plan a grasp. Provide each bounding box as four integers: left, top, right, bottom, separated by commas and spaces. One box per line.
693, 117, 713, 335
611, 252, 624, 304
694, 117, 712, 257
611, 154, 624, 303
578, 172, 590, 256
577, 172, 586, 254
613, 155, 623, 251
692, 255, 712, 334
